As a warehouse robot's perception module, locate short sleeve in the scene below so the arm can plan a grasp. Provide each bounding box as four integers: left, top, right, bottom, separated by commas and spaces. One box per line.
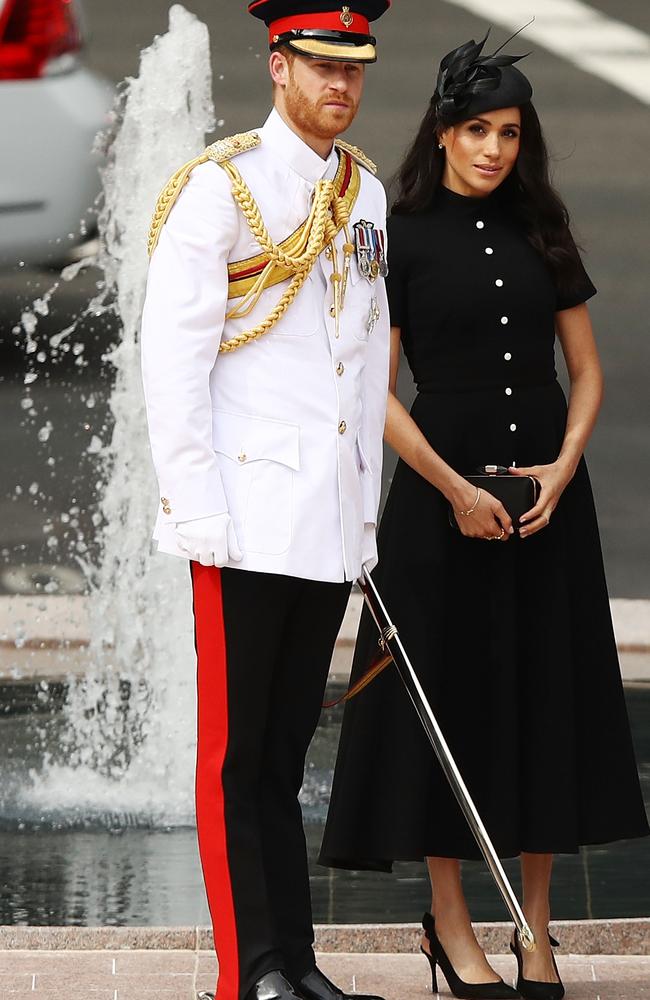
385, 214, 410, 328
555, 251, 597, 312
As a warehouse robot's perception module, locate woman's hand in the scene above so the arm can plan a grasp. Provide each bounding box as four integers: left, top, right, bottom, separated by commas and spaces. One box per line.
451, 482, 514, 541
509, 462, 574, 538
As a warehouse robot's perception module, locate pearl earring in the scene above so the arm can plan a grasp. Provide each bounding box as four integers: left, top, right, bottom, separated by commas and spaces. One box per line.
438, 143, 444, 149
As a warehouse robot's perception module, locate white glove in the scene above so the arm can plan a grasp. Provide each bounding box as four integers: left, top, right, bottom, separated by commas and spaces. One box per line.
361, 522, 378, 572
175, 513, 243, 567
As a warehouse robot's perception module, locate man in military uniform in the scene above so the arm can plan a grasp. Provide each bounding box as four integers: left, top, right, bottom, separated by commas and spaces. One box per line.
141, 4, 391, 999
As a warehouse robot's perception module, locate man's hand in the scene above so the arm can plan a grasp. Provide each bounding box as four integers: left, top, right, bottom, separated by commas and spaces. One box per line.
175, 513, 243, 566
361, 522, 378, 572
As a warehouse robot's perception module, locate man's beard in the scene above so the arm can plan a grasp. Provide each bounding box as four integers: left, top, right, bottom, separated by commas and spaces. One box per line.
284, 78, 357, 140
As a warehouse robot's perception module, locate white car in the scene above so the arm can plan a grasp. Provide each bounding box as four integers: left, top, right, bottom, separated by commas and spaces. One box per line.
0, 0, 113, 266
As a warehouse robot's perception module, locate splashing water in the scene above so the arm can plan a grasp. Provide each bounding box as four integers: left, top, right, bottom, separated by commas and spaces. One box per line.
21, 5, 216, 826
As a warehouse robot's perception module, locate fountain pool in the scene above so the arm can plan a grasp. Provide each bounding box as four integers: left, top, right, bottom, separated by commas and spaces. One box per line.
0, 681, 648, 926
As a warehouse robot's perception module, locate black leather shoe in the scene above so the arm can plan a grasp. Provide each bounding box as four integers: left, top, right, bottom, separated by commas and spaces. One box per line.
199, 970, 302, 1000
295, 966, 385, 1000
248, 972, 303, 1000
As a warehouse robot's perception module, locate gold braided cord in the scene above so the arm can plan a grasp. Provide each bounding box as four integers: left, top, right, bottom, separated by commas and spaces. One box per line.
226, 152, 359, 301
219, 271, 307, 354
145, 138, 363, 354
218, 158, 360, 354
224, 162, 334, 321
147, 154, 208, 257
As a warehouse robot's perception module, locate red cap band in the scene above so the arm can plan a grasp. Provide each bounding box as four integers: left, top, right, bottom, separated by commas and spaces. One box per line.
269, 11, 370, 44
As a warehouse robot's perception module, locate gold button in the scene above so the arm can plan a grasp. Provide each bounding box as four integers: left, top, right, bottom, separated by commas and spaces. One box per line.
338, 420, 347, 435
238, 452, 247, 463
163, 507, 171, 515
336, 362, 344, 376
329, 304, 336, 317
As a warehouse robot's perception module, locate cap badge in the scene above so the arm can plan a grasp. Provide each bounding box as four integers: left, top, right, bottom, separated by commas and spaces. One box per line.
340, 6, 354, 28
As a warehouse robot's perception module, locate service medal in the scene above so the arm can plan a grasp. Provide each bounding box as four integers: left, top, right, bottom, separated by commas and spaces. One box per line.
354, 220, 372, 278
374, 227, 389, 277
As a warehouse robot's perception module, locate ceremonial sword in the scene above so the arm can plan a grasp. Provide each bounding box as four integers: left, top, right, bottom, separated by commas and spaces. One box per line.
357, 566, 536, 953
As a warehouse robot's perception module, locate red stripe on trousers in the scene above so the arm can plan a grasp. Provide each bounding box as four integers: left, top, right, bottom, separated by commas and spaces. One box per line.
192, 564, 239, 1000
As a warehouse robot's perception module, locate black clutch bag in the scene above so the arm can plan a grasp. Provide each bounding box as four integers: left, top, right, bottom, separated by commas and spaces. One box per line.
449, 465, 540, 529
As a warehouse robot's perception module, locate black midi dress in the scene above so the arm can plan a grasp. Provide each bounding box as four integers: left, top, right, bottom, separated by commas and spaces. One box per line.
319, 186, 649, 868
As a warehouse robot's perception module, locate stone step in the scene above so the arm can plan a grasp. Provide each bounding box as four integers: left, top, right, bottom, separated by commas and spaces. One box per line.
0, 918, 648, 954
0, 594, 649, 685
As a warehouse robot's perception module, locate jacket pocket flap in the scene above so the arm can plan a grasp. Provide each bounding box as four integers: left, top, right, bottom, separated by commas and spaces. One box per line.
213, 410, 300, 470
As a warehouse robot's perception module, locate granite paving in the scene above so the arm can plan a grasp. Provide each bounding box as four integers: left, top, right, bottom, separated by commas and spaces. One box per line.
0, 951, 648, 1000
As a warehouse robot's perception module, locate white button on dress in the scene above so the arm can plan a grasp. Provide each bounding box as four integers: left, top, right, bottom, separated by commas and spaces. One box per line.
505, 387, 512, 396
510, 423, 517, 432
495, 279, 504, 287
501, 316, 509, 325
504, 352, 512, 361
485, 247, 494, 255
476, 220, 485, 229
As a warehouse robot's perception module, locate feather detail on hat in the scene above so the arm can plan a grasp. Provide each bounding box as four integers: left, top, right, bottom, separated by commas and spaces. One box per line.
433, 26, 531, 122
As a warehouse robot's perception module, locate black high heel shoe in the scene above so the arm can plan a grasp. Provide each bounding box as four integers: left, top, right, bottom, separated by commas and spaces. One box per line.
421, 913, 520, 999
510, 930, 565, 1000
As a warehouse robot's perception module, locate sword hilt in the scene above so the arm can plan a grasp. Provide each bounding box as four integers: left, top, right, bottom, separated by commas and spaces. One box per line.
518, 924, 537, 952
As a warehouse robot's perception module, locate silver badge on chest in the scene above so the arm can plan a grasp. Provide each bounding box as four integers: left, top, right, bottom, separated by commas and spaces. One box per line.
367, 296, 381, 335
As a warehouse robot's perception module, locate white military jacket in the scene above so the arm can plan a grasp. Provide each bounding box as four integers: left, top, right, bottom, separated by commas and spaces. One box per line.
141, 108, 390, 584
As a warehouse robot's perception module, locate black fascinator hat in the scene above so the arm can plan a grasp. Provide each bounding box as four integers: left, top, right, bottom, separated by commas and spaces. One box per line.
433, 28, 533, 126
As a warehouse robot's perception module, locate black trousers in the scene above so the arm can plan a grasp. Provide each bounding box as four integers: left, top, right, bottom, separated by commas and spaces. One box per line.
191, 564, 351, 1000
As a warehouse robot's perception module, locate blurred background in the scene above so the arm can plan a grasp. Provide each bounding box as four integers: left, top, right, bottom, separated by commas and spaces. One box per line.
0, 0, 648, 928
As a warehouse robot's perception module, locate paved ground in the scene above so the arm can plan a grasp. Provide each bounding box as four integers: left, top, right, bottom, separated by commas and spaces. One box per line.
0, 950, 648, 1000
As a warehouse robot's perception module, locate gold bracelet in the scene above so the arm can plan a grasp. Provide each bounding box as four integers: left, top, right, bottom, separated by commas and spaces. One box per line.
458, 487, 482, 517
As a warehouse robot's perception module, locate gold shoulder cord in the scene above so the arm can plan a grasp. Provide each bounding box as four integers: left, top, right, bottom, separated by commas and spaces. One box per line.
147, 153, 209, 258
147, 131, 260, 259
147, 131, 369, 353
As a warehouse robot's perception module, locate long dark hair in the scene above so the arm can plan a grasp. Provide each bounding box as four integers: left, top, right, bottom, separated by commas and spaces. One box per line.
392, 99, 585, 296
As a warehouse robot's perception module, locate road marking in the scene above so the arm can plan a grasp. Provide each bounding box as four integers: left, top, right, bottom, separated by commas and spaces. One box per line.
443, 0, 650, 104
31, 974, 36, 991
112, 957, 117, 975
591, 963, 597, 980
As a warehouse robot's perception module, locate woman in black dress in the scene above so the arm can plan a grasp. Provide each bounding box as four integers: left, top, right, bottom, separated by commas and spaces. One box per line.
320, 34, 649, 1000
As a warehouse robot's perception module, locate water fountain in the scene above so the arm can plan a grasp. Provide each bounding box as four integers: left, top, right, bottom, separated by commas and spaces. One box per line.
18, 4, 217, 827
